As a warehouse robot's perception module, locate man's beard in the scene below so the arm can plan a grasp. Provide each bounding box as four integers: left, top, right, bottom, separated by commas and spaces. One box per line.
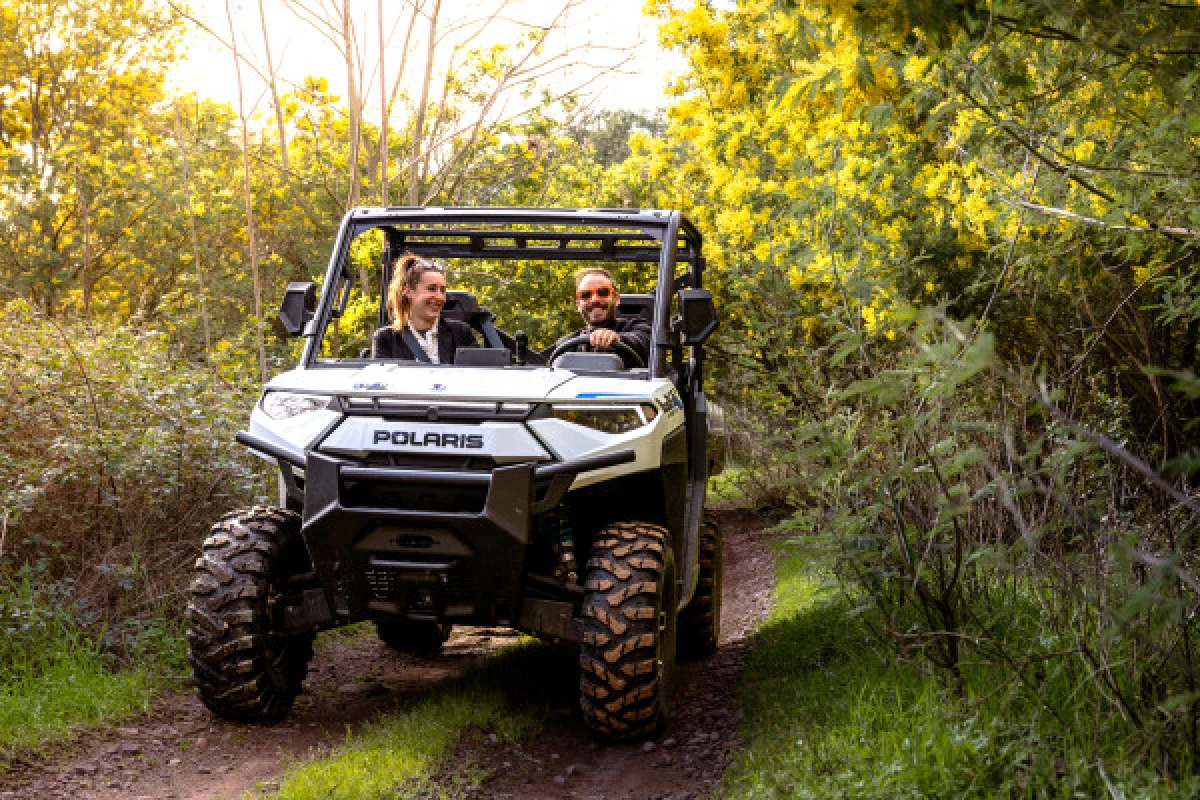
585, 306, 614, 325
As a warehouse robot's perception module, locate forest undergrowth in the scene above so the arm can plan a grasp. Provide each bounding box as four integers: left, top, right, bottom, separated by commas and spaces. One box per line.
719, 538, 1200, 798
0, 303, 271, 755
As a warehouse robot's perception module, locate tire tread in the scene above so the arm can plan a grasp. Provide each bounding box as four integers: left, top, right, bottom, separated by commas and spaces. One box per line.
186, 506, 314, 723
580, 521, 675, 740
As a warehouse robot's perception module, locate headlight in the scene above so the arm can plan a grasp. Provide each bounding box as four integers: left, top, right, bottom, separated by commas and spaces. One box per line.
261, 391, 336, 420
551, 404, 657, 434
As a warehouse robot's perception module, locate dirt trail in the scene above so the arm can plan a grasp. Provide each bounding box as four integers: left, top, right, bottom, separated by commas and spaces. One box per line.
0, 508, 774, 800
0, 631, 514, 800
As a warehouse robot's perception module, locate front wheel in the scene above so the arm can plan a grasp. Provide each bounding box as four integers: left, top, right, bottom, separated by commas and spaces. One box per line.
579, 521, 677, 740
186, 506, 315, 723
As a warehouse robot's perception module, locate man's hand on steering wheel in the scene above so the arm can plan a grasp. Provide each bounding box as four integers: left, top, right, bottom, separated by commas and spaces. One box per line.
548, 333, 645, 368
589, 328, 620, 350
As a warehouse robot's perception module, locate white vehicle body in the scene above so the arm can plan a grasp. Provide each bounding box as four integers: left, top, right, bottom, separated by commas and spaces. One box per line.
250, 365, 687, 498
235, 207, 722, 639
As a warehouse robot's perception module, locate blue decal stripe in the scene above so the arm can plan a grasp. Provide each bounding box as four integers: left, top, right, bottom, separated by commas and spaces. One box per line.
574, 392, 646, 399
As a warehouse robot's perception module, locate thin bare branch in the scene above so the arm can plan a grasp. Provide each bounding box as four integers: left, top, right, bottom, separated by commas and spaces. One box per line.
1004, 198, 1200, 238
1037, 381, 1200, 517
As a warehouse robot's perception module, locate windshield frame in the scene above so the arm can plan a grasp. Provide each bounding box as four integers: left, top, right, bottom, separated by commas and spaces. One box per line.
301, 208, 705, 380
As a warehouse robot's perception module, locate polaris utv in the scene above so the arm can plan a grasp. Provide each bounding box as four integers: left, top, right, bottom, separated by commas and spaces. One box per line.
186, 207, 725, 739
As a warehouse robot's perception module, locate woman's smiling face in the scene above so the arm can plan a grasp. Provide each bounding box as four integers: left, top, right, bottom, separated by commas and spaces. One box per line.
407, 270, 447, 329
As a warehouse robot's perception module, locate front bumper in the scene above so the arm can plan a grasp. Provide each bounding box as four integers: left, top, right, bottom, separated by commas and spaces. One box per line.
236, 431, 633, 628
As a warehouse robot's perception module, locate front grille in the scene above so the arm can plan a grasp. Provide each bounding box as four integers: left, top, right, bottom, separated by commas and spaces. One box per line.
351, 452, 498, 471
445, 561, 475, 603
365, 568, 399, 601
342, 478, 487, 513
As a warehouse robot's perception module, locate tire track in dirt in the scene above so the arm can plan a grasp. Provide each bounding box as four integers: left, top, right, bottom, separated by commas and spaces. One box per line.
0, 507, 774, 800
0, 628, 515, 800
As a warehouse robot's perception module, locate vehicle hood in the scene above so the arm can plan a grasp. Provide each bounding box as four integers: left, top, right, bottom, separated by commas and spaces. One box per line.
265, 364, 659, 403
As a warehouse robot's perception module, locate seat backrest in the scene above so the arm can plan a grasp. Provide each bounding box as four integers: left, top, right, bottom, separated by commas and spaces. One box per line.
617, 293, 654, 322
456, 347, 510, 367
442, 290, 480, 324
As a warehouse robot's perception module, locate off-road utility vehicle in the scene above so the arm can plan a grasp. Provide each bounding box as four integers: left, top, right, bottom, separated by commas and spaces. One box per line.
186, 207, 725, 739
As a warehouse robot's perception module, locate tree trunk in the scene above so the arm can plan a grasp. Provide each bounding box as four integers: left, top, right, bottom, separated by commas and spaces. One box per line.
75, 163, 92, 322
408, 0, 441, 206
226, 0, 268, 382
173, 102, 213, 359
258, 0, 290, 176
385, 1, 423, 189
378, 0, 388, 205
342, 0, 361, 211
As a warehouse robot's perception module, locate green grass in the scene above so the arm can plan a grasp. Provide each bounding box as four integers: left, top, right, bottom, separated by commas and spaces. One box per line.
0, 572, 188, 757
0, 653, 160, 752
314, 620, 374, 646
268, 687, 504, 799
266, 639, 563, 799
719, 540, 1198, 799
709, 464, 751, 504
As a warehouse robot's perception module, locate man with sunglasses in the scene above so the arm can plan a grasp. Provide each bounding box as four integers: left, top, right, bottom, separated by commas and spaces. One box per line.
555, 267, 650, 366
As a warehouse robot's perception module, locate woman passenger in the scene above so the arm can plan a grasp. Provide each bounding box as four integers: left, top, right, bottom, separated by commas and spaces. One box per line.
371, 253, 478, 362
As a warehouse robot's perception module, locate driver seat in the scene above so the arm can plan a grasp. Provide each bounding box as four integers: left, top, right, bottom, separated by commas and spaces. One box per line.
617, 293, 653, 323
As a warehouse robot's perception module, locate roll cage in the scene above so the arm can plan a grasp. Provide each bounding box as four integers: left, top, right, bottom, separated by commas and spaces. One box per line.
297, 207, 708, 381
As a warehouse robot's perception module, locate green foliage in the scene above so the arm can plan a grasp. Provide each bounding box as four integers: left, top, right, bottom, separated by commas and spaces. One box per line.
708, 464, 752, 504
0, 567, 185, 757
0, 299, 269, 619
570, 109, 667, 168
646, 0, 1200, 783
0, 0, 1195, 781
0, 0, 186, 319
720, 540, 1198, 798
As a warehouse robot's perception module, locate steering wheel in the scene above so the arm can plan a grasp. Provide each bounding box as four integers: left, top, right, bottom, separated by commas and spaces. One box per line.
548, 334, 645, 369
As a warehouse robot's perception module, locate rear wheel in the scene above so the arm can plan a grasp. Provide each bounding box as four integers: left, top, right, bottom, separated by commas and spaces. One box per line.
186, 506, 315, 723
374, 620, 452, 654
579, 521, 677, 740
677, 511, 722, 660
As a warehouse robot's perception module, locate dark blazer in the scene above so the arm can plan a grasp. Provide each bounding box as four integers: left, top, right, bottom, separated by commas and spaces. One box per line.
371, 317, 478, 363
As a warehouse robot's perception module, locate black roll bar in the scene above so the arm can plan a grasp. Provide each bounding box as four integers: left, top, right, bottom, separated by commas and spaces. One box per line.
302, 207, 705, 372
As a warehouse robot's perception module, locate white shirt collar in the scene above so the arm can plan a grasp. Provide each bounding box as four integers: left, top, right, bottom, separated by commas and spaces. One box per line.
407, 320, 439, 364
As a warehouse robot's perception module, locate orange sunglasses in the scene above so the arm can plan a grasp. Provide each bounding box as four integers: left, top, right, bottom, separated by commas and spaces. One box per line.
577, 286, 614, 301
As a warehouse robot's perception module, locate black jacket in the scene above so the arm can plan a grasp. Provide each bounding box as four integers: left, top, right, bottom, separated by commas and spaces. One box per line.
556, 315, 652, 366
371, 316, 478, 363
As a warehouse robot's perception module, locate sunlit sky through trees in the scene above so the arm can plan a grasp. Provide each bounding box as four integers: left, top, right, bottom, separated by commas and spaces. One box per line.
169, 0, 680, 119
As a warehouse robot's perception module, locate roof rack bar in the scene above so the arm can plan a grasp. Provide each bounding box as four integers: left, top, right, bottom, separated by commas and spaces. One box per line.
397, 243, 676, 263
352, 207, 678, 227
385, 228, 664, 243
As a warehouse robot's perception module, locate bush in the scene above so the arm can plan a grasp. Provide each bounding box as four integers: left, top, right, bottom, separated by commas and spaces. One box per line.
0, 565, 185, 753
747, 308, 1200, 780
0, 299, 271, 626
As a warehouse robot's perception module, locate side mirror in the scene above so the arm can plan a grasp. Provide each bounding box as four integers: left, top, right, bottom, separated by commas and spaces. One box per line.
676, 288, 718, 345
279, 282, 316, 336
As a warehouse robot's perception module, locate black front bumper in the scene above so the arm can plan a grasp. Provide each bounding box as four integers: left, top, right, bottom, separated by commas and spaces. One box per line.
236, 431, 634, 629
304, 452, 535, 625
